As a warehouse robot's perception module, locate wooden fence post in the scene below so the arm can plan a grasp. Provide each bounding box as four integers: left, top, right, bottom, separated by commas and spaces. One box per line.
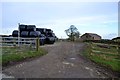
90, 42, 93, 56
36, 37, 39, 51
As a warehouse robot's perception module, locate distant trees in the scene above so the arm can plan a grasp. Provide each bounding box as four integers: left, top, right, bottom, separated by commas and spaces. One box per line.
65, 25, 80, 41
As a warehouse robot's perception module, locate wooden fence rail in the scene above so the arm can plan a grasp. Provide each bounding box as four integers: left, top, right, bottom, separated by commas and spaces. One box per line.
89, 42, 119, 59
0, 37, 40, 51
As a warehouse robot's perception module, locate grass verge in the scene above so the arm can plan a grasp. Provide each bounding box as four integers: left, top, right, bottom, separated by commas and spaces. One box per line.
1, 46, 47, 66
82, 42, 120, 72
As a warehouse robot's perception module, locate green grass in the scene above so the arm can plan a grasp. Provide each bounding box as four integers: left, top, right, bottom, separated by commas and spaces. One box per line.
91, 43, 118, 55
83, 42, 120, 72
90, 55, 120, 71
1, 46, 47, 66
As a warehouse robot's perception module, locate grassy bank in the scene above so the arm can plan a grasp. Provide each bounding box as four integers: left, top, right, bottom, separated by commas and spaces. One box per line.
1, 46, 47, 66
83, 42, 120, 72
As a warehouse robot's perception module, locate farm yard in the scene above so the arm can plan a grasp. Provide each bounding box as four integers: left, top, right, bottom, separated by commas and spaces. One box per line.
2, 42, 119, 78
1, 2, 119, 79
1, 33, 120, 78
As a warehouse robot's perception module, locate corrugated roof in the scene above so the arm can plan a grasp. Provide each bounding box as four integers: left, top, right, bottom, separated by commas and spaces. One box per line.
87, 33, 101, 37
81, 33, 101, 38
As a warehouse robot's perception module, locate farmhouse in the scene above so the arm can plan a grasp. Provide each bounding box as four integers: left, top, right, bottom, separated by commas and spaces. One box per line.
81, 33, 101, 40
112, 37, 120, 42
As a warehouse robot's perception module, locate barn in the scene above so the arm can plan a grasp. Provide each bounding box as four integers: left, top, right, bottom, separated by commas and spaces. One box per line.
81, 33, 101, 41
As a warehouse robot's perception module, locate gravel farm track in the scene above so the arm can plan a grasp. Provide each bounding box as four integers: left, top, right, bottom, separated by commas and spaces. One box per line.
2, 42, 119, 78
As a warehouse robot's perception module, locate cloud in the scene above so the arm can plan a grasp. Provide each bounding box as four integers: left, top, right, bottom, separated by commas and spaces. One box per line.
9, 14, 116, 39
102, 33, 118, 39
1, 2, 118, 39
1, 0, 119, 2
0, 3, 2, 35
31, 13, 117, 26
2, 13, 117, 39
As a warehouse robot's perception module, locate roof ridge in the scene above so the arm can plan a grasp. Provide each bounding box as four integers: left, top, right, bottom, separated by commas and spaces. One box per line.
86, 33, 97, 34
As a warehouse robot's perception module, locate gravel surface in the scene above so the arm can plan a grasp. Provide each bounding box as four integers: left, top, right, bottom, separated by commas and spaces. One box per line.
2, 42, 118, 78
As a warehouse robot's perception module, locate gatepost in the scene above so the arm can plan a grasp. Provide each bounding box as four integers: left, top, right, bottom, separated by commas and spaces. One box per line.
36, 37, 40, 51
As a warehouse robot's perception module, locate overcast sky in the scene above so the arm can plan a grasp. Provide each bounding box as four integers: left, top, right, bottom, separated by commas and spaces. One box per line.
1, 1, 119, 39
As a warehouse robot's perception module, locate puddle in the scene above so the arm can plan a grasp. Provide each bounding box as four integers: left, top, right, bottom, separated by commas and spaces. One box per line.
62, 62, 74, 67
62, 62, 70, 65
70, 58, 76, 60
85, 67, 90, 70
85, 67, 93, 72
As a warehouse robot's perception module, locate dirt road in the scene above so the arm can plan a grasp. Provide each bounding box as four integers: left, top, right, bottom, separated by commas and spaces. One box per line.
2, 42, 117, 78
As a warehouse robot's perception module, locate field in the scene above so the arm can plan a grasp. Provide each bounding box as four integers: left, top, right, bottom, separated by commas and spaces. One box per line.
83, 42, 120, 72
0, 46, 47, 66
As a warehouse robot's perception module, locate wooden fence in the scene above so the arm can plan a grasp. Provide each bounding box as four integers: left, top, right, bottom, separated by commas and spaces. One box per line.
0, 37, 40, 51
89, 42, 119, 61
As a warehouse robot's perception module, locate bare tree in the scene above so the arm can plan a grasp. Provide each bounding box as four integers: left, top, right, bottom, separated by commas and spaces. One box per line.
65, 25, 80, 41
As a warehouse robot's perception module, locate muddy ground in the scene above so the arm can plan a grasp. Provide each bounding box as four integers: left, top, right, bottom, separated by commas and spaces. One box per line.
2, 42, 119, 78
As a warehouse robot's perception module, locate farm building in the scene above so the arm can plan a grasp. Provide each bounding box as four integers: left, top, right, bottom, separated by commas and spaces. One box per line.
81, 33, 101, 41
112, 37, 120, 42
